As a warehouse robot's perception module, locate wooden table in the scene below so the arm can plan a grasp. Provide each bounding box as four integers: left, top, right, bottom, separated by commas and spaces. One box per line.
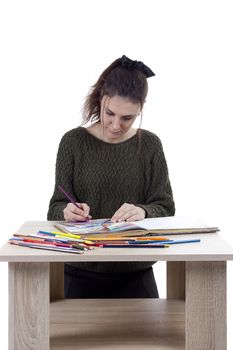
1, 221, 233, 350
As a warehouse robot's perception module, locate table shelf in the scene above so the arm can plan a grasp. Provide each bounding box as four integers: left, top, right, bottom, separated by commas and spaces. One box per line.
50, 298, 185, 350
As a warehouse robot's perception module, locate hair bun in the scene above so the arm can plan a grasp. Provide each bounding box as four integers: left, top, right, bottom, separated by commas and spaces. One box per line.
121, 55, 155, 78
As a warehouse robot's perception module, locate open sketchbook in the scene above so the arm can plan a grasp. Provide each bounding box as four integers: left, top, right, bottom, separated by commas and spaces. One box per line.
54, 216, 219, 236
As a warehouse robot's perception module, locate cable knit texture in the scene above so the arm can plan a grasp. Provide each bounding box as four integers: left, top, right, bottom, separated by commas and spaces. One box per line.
47, 127, 175, 273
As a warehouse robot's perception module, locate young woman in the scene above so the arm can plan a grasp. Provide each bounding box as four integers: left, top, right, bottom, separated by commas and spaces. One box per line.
47, 55, 175, 298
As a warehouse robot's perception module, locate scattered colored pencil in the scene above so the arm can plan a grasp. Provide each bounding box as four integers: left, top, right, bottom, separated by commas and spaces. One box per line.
8, 229, 201, 254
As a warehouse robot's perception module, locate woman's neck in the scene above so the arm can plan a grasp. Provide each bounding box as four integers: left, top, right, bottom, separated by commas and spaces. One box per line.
86, 123, 137, 144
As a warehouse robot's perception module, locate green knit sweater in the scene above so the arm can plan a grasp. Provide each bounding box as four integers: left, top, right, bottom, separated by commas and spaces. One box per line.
47, 127, 175, 273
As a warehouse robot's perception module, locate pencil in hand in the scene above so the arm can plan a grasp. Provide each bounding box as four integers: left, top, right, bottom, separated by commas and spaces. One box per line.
58, 185, 81, 209
58, 185, 91, 220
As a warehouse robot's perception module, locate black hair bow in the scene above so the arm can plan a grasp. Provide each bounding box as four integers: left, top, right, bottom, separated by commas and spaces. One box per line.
120, 55, 155, 78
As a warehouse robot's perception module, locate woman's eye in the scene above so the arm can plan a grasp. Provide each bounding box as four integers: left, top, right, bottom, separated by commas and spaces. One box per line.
106, 111, 114, 116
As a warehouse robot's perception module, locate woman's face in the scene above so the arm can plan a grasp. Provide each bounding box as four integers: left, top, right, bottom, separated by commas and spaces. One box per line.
100, 95, 141, 142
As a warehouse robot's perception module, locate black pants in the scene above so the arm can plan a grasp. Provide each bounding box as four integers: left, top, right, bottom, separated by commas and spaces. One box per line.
64, 264, 159, 298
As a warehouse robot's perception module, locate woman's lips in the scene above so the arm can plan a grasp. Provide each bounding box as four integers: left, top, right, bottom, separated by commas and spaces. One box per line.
110, 130, 121, 135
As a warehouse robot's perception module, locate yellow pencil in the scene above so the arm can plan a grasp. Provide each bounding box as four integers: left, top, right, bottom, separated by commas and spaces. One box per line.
38, 230, 81, 239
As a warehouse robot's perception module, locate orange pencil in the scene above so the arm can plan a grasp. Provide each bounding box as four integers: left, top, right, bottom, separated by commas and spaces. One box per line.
135, 237, 170, 241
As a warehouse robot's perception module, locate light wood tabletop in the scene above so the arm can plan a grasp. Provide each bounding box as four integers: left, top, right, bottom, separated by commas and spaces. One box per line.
0, 221, 233, 262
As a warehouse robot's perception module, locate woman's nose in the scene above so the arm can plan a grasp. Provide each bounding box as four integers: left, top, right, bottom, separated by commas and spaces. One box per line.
112, 118, 121, 130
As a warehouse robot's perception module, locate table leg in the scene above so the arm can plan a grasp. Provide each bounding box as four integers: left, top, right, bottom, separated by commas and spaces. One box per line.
186, 261, 226, 350
167, 261, 185, 300
9, 262, 50, 350
50, 262, 64, 301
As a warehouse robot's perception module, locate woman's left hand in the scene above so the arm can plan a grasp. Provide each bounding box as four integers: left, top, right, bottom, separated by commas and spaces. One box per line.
111, 203, 146, 222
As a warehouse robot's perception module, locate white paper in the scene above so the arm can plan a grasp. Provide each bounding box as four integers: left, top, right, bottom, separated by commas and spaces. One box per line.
131, 216, 212, 230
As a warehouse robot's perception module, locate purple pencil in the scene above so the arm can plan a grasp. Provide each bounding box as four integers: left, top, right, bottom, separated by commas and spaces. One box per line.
58, 185, 81, 209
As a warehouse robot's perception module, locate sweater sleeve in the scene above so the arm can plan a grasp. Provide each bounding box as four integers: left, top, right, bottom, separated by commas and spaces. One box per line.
47, 131, 75, 220
136, 136, 175, 218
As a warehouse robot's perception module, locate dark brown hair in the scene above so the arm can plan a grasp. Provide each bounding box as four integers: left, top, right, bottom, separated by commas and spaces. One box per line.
82, 57, 149, 124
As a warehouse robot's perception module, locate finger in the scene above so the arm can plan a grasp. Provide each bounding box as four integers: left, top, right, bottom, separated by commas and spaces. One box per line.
80, 203, 91, 216
116, 209, 136, 222
63, 210, 87, 222
70, 214, 87, 221
68, 203, 88, 218
126, 214, 140, 222
111, 204, 135, 222
111, 209, 125, 222
110, 203, 128, 222
113, 205, 145, 222
111, 209, 132, 222
126, 207, 146, 221
64, 204, 87, 220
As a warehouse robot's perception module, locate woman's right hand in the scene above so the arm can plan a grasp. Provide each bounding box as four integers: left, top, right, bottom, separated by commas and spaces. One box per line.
63, 203, 92, 221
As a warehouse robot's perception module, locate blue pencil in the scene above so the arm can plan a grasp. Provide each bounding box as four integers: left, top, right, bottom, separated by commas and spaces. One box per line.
165, 239, 201, 245
128, 240, 173, 244
128, 239, 200, 245
102, 239, 201, 248
39, 230, 57, 236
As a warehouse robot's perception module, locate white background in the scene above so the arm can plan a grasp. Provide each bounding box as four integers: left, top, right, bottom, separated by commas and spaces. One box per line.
0, 0, 232, 348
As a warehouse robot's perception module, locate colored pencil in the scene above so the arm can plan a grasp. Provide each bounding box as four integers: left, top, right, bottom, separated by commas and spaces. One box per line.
128, 240, 173, 244
58, 185, 82, 209
102, 244, 169, 248
163, 239, 201, 244
39, 230, 82, 239
9, 240, 84, 253
86, 236, 170, 241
